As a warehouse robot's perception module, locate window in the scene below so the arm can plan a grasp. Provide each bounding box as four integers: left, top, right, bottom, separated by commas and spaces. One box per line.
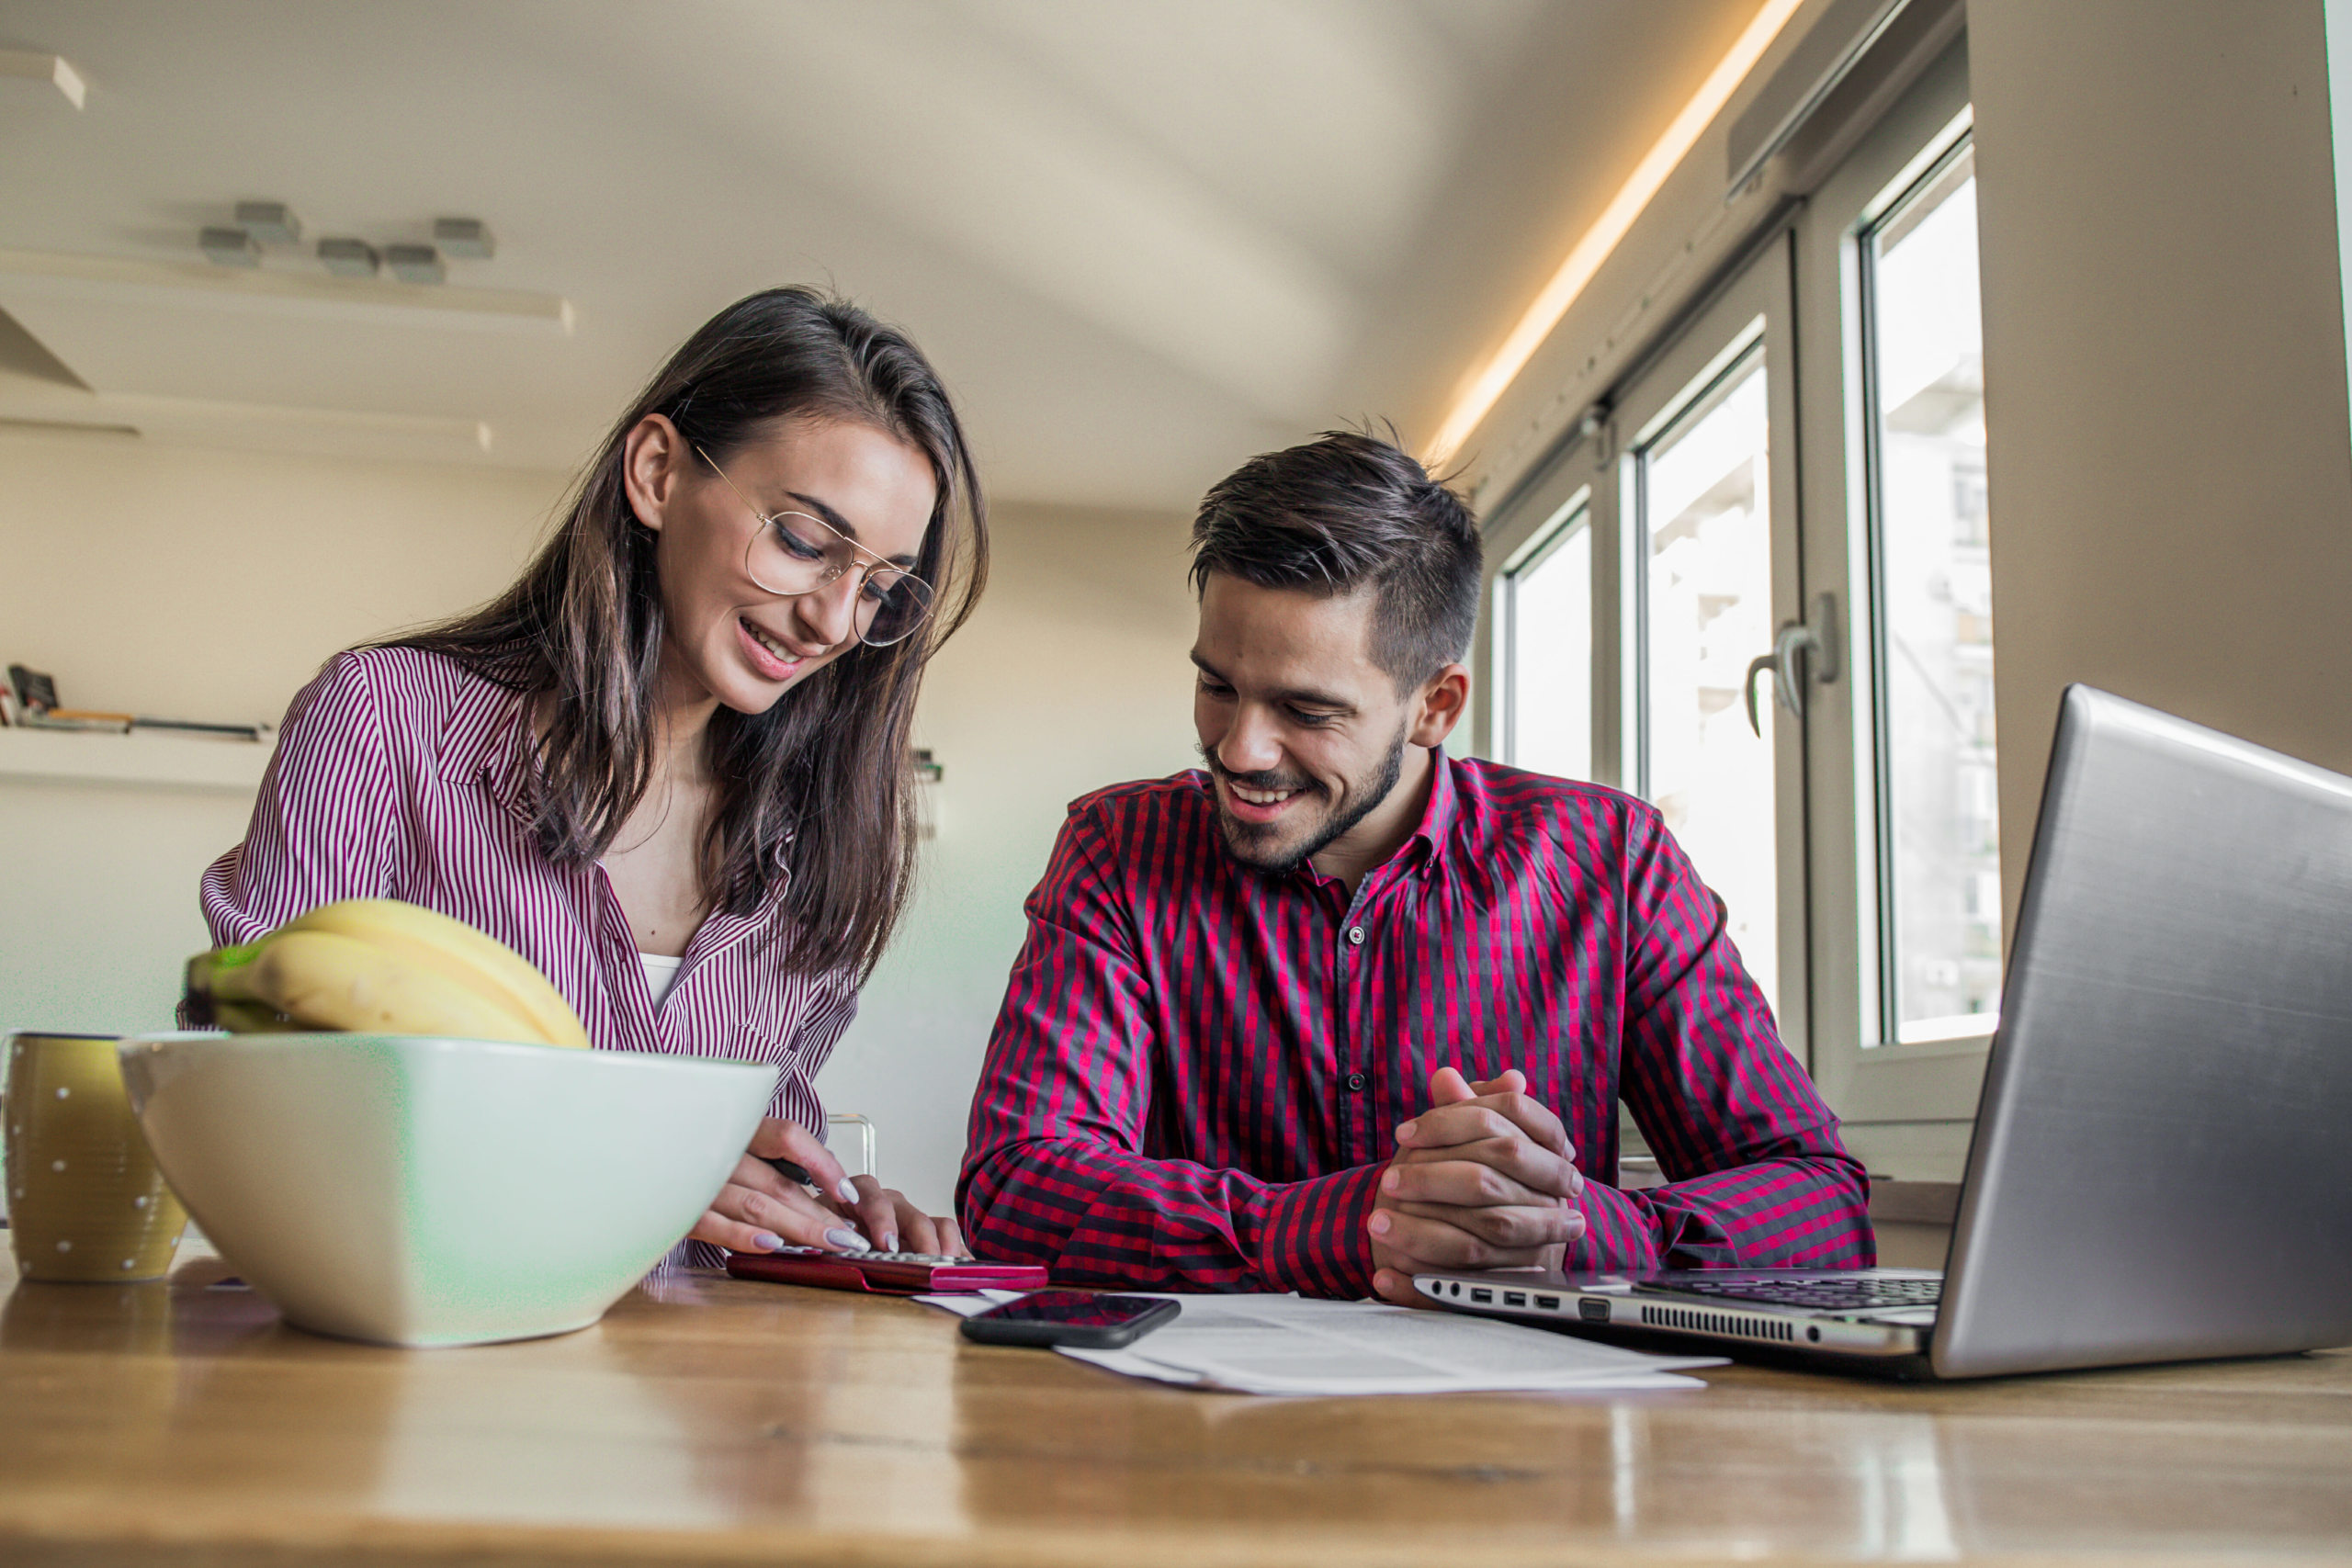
1861, 141, 1998, 1045
1499, 501, 1592, 782
1476, 251, 1801, 1049
1634, 346, 1780, 1011
1796, 44, 1991, 1133
1472, 34, 1986, 1155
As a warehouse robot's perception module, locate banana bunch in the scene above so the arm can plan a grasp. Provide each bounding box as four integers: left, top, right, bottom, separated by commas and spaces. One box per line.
187, 899, 591, 1049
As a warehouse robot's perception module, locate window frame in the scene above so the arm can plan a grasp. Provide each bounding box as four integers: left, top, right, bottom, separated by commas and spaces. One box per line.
1468, 35, 1984, 1172
1858, 129, 1993, 1049
1612, 251, 1805, 1062
1794, 36, 1987, 1134
1476, 243, 1806, 1063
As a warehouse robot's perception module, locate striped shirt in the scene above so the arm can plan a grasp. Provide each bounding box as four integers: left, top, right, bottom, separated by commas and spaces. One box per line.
958, 752, 1871, 1296
198, 646, 855, 1269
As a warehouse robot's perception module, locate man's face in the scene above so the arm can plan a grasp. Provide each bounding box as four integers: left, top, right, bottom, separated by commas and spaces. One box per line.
1191, 573, 1416, 874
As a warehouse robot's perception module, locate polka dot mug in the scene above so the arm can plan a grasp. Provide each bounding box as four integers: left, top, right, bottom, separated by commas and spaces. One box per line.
5, 1033, 187, 1281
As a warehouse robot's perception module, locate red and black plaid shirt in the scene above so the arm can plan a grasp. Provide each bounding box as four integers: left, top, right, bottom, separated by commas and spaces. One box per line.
957, 751, 1872, 1296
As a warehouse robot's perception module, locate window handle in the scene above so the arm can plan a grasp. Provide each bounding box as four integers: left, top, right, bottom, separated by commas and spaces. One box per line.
1744, 592, 1841, 737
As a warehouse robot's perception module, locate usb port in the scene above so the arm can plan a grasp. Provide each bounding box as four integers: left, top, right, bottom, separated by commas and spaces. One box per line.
1503, 1291, 1527, 1307
1534, 1294, 1560, 1310
1470, 1288, 1493, 1303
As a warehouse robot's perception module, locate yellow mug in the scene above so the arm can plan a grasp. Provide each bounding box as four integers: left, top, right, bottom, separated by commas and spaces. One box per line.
5, 1032, 187, 1281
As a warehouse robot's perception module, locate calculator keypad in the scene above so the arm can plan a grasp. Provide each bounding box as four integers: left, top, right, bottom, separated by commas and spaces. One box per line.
761, 1245, 976, 1266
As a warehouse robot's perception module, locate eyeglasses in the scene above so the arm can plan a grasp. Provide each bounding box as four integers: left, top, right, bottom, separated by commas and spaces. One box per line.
692, 443, 935, 648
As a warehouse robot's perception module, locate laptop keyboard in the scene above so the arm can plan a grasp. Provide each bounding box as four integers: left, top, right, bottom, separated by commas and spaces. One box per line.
1660, 1276, 1943, 1313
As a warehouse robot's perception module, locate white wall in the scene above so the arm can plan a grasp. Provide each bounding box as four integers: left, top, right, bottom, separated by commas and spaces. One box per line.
1969, 0, 2352, 923
817, 502, 1203, 1214
0, 429, 567, 726
0, 430, 567, 1034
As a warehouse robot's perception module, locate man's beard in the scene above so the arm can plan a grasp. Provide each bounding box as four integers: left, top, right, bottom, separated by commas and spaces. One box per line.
1201, 723, 1409, 876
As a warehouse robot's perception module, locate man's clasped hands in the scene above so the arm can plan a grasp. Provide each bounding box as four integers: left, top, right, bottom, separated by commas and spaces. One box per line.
693, 1059, 1585, 1309
1368, 1066, 1587, 1307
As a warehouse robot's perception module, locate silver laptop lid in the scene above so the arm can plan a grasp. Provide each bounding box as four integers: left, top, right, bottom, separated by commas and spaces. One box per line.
1934, 686, 2352, 1377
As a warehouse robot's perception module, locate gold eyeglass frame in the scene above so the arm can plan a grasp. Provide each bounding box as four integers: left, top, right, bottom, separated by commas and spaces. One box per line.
691, 442, 934, 648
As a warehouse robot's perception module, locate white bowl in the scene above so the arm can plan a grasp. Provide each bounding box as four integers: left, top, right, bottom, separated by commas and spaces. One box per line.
118, 1032, 775, 1348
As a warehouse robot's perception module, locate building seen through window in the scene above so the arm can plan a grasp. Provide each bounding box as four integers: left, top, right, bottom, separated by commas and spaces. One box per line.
1868, 143, 1999, 1043
1501, 506, 1591, 784
1640, 353, 1777, 1015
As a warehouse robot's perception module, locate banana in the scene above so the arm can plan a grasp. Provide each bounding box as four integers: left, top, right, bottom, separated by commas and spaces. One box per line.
210, 930, 547, 1043
209, 999, 303, 1033
279, 900, 591, 1050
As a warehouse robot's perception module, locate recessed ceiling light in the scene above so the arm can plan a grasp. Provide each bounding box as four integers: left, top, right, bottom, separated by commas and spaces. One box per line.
199, 227, 260, 267
433, 218, 494, 260
233, 201, 302, 247
385, 243, 445, 285
317, 237, 379, 277
0, 51, 85, 110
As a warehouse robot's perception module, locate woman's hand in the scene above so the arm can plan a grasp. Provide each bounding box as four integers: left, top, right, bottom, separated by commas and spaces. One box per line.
841, 1175, 966, 1257
690, 1117, 871, 1254
687, 1117, 966, 1256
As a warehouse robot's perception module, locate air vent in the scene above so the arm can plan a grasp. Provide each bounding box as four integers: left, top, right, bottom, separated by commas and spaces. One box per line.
1638, 1303, 1795, 1342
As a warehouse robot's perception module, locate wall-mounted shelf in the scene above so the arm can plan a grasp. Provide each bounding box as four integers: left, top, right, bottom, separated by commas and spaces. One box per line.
0, 726, 270, 793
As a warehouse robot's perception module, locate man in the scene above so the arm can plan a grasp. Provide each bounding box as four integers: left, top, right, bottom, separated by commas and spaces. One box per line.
958, 432, 1871, 1303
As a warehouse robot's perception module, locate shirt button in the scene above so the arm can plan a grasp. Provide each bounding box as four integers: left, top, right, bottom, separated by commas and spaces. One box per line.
1347, 926, 1365, 946
1343, 1071, 1368, 1092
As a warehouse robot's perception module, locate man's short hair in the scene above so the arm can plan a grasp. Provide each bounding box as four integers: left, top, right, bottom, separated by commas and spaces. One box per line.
1188, 430, 1483, 692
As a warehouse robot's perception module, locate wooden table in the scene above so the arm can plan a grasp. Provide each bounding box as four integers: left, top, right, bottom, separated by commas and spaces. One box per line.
1, 1250, 2346, 1568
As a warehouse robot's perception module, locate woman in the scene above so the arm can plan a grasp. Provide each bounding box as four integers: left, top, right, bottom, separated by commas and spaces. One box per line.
199, 288, 987, 1266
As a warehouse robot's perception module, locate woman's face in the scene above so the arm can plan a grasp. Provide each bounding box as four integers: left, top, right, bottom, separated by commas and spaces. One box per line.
624, 414, 938, 716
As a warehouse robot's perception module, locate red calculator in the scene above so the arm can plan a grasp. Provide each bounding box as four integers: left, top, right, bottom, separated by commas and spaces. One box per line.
725, 1246, 1048, 1295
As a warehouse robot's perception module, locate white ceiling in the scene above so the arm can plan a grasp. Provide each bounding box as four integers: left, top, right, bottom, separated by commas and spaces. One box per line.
0, 0, 1758, 509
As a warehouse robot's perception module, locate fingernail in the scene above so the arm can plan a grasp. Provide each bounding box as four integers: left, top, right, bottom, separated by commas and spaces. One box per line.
836, 1179, 862, 1205
881, 1233, 899, 1253
752, 1231, 786, 1252
1380, 1168, 1399, 1193
1396, 1120, 1417, 1141
824, 1227, 865, 1251
1368, 1211, 1391, 1236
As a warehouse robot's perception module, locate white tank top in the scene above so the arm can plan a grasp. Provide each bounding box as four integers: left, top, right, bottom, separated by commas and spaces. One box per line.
639, 952, 684, 1010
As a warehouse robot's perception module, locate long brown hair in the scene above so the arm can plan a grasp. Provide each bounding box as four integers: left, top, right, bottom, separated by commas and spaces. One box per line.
394, 287, 988, 982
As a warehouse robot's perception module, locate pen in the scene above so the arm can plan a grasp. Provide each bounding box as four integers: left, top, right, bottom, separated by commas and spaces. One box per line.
758, 1155, 873, 1251
762, 1156, 865, 1211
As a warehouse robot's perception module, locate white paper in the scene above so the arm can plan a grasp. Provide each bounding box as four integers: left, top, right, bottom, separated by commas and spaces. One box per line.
921, 1290, 1719, 1395
1057, 1343, 1697, 1394
915, 1289, 1025, 1316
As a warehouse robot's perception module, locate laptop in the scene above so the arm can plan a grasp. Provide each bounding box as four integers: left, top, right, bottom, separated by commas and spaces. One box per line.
1418, 685, 2352, 1377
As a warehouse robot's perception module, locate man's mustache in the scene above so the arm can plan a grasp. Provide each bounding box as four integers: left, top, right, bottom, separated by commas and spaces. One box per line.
1199, 750, 1320, 798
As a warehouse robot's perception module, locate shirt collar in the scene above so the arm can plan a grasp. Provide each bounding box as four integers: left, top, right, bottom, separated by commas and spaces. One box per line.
1405, 745, 1460, 877
434, 677, 535, 826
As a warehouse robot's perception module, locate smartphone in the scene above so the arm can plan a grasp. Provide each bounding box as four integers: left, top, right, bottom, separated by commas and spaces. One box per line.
958, 1291, 1181, 1348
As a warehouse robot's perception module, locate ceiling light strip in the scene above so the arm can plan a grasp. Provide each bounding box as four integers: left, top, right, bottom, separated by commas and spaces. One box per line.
1426, 0, 1805, 466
